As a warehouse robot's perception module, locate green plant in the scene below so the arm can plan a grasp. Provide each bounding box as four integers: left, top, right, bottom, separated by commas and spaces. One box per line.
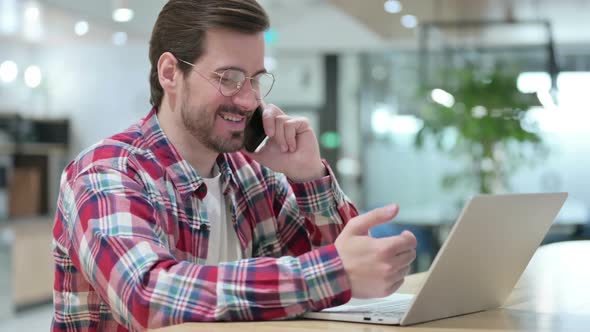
415, 66, 546, 194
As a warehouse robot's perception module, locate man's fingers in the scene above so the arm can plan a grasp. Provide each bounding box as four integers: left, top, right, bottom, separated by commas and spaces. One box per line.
391, 249, 417, 269
377, 230, 417, 254
284, 119, 298, 152
260, 105, 313, 153
336, 204, 420, 299
261, 104, 284, 138
273, 115, 289, 152
345, 204, 399, 236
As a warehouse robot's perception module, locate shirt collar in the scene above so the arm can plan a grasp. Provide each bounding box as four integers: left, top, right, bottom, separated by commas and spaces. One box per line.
140, 108, 237, 200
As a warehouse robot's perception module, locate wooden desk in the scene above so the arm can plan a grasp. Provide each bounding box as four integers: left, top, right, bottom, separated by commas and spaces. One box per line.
156, 241, 590, 332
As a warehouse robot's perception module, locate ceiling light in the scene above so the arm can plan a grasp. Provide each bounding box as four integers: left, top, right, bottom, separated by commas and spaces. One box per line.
0, 0, 19, 35
384, 0, 402, 14
74, 21, 89, 36
23, 1, 43, 41
112, 0, 134, 22
0, 60, 18, 83
24, 4, 40, 21
112, 31, 128, 46
24, 65, 42, 88
401, 14, 418, 29
113, 8, 134, 22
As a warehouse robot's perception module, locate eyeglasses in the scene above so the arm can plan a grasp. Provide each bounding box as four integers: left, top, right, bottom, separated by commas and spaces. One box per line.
177, 58, 275, 99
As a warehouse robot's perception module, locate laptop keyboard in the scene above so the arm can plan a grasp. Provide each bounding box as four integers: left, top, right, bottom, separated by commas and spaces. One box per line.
351, 299, 411, 318
322, 298, 413, 318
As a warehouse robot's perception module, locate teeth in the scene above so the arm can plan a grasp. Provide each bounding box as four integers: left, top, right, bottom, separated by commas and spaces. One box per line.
221, 114, 241, 122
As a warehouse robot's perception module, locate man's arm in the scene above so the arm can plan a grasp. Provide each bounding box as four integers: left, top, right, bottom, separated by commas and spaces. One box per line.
264, 160, 358, 254
58, 165, 351, 330
241, 104, 358, 249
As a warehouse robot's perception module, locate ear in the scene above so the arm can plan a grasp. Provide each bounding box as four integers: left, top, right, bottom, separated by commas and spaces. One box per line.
158, 52, 180, 96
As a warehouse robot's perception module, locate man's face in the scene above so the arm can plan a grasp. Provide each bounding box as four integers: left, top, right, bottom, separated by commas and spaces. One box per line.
178, 28, 265, 153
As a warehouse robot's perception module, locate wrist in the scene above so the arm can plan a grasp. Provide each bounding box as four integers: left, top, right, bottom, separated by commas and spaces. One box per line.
289, 162, 327, 182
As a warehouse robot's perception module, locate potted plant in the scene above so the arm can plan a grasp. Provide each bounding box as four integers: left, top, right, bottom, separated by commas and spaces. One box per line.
415, 65, 546, 194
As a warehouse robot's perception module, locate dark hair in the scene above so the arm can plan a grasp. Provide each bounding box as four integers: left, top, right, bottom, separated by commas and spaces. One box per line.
148, 0, 270, 108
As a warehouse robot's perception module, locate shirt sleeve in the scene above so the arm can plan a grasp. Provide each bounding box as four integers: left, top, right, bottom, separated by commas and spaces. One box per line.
59, 165, 351, 330
282, 160, 359, 247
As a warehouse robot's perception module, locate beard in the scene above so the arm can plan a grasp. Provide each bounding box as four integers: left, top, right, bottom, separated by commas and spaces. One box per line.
179, 91, 249, 153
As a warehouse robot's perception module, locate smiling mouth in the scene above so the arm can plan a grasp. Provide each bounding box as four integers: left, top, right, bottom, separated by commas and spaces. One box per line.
219, 113, 245, 123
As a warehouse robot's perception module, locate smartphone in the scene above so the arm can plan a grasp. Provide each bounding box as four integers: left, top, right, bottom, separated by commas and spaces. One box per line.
243, 106, 268, 153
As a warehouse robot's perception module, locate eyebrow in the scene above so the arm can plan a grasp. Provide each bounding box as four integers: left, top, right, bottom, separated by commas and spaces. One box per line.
213, 65, 268, 76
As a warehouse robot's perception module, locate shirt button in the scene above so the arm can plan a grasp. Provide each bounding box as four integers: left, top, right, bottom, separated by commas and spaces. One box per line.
196, 185, 207, 199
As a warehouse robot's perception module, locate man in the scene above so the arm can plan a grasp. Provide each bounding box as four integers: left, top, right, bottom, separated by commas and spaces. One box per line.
52, 0, 417, 330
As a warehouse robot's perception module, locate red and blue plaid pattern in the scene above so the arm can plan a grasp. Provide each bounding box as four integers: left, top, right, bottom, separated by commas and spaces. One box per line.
52, 108, 358, 331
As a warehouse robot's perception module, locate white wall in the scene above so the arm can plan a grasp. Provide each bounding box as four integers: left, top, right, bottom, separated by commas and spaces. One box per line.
43, 42, 151, 156
0, 44, 43, 115
3, 40, 328, 159
264, 53, 325, 108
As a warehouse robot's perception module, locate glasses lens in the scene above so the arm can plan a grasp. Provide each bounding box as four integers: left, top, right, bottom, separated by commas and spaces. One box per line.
218, 70, 275, 97
219, 70, 245, 96
254, 73, 275, 97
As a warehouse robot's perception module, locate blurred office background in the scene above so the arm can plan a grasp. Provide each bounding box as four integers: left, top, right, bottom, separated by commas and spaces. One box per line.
1, 0, 589, 329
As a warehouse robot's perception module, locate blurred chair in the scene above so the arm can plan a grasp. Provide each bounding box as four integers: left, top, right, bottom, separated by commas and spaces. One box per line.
542, 198, 590, 244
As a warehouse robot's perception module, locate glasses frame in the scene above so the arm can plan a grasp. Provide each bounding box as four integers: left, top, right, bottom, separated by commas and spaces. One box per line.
177, 58, 275, 98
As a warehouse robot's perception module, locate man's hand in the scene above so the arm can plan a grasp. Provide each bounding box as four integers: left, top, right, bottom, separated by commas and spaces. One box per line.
335, 204, 417, 299
242, 104, 325, 182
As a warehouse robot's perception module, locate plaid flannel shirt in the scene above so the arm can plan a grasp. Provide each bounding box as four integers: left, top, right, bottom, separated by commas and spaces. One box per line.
52, 108, 358, 331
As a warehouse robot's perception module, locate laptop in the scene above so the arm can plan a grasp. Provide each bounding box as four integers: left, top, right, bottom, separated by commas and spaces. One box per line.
303, 192, 568, 325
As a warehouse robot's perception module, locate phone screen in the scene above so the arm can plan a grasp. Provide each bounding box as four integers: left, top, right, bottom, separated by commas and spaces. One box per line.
243, 106, 268, 152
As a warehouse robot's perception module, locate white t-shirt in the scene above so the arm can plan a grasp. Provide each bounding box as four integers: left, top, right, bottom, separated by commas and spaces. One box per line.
202, 169, 242, 265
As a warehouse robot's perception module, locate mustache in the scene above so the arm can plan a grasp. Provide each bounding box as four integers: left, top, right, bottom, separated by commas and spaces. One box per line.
216, 105, 252, 117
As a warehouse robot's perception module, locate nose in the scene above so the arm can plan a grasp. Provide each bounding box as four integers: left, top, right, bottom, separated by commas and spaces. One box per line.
231, 80, 260, 112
